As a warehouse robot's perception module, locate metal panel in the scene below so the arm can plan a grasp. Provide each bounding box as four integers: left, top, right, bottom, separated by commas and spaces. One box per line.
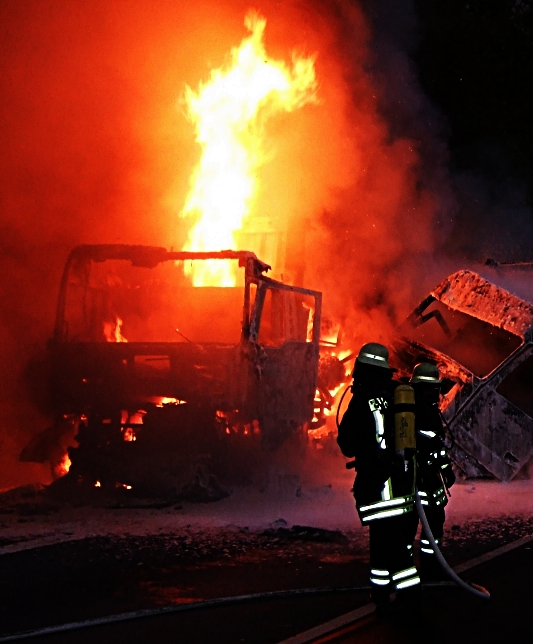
450, 387, 533, 481
249, 279, 321, 451
432, 270, 533, 340
258, 342, 319, 451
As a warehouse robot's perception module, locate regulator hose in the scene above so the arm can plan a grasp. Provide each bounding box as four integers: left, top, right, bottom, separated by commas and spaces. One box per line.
335, 385, 352, 430
415, 491, 491, 600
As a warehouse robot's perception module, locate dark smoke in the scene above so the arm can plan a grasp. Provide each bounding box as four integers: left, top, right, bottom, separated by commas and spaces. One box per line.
301, 0, 457, 341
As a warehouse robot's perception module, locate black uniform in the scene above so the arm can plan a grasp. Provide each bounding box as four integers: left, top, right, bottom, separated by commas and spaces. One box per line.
338, 363, 420, 600
413, 392, 455, 579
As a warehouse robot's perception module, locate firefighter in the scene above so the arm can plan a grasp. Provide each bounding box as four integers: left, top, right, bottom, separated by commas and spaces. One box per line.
337, 343, 420, 610
410, 362, 456, 580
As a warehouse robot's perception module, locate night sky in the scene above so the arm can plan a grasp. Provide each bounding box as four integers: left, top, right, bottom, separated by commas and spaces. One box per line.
363, 0, 533, 261
414, 0, 533, 259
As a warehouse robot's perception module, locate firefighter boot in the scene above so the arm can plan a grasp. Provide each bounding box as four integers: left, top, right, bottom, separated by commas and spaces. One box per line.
420, 550, 448, 582
387, 584, 422, 625
371, 584, 392, 617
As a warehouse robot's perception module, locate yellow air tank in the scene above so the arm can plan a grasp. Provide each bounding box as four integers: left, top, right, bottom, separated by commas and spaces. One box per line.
394, 384, 416, 450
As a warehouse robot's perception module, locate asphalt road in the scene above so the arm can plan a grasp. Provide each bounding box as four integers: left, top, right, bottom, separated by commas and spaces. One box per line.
312, 540, 533, 644
2, 539, 531, 644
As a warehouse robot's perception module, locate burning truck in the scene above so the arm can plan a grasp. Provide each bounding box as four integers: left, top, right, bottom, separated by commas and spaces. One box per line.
20, 244, 352, 497
393, 268, 533, 482
24, 252, 533, 494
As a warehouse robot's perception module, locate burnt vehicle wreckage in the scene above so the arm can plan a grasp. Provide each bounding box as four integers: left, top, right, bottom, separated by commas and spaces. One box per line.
393, 268, 533, 482
22, 244, 351, 497
22, 247, 533, 495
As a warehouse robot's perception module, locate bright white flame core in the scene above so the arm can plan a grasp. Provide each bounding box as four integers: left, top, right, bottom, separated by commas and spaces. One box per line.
180, 11, 317, 286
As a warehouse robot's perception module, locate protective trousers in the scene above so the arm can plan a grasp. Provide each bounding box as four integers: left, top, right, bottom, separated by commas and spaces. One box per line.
369, 513, 420, 602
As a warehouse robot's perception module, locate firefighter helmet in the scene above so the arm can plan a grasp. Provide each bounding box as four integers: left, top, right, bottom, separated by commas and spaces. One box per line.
410, 362, 442, 384
356, 343, 390, 369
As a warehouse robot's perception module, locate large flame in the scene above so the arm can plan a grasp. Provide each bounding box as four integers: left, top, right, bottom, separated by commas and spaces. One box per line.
180, 11, 317, 286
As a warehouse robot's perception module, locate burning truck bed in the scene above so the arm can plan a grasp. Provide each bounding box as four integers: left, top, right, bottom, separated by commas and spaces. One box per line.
22, 244, 334, 497
393, 269, 533, 482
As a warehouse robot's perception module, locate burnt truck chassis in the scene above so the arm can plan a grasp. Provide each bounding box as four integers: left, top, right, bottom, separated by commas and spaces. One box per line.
393, 269, 533, 482
38, 245, 323, 495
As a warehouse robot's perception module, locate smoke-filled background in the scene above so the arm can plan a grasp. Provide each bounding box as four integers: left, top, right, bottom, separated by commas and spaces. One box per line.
1, 0, 533, 490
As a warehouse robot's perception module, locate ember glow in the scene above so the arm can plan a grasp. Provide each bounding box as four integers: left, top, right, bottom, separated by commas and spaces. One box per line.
154, 397, 184, 407
180, 11, 318, 286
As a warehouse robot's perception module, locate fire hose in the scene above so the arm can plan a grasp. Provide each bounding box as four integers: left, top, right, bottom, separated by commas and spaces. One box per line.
414, 491, 490, 600
0, 587, 374, 642
0, 580, 464, 643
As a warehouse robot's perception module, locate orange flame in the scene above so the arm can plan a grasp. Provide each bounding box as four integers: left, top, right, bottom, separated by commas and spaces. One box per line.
56, 452, 71, 477
180, 11, 318, 286
103, 316, 128, 343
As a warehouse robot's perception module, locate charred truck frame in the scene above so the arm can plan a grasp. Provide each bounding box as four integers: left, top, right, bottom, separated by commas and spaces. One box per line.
41, 244, 322, 494
394, 269, 533, 482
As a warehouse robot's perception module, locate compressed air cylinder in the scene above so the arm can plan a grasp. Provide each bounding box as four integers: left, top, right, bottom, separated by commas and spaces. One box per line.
394, 384, 416, 450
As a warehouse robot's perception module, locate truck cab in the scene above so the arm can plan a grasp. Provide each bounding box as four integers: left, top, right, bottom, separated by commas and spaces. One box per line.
41, 244, 322, 492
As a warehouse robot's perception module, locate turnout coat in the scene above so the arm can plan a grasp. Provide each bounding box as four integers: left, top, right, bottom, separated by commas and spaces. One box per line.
337, 380, 416, 524
414, 397, 453, 509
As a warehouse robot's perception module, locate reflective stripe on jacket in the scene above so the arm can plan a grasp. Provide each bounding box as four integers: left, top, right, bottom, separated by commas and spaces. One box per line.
415, 399, 451, 509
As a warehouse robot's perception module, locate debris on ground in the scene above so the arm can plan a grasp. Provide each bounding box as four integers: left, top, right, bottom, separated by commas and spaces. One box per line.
262, 524, 348, 544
